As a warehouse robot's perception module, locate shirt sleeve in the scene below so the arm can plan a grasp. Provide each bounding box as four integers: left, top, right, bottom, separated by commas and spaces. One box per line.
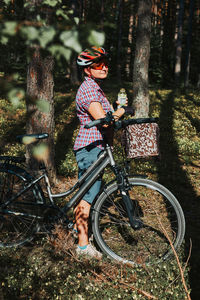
81, 87, 102, 111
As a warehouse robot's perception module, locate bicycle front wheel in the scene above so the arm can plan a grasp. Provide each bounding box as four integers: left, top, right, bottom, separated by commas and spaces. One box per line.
0, 164, 45, 248
92, 177, 185, 265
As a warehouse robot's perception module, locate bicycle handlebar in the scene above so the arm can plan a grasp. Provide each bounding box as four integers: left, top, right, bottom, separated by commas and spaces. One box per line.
84, 111, 114, 129
84, 112, 158, 130
84, 118, 104, 129
115, 117, 159, 130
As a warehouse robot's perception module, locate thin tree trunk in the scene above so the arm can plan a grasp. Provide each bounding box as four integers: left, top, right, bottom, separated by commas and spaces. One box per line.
70, 53, 80, 86
132, 0, 152, 117
161, 0, 176, 86
184, 0, 195, 88
125, 3, 134, 80
26, 46, 56, 182
70, 0, 81, 85
116, 0, 124, 83
100, 0, 105, 30
0, 287, 4, 300
174, 0, 184, 86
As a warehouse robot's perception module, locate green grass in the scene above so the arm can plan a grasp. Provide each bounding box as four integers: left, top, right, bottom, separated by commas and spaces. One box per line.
0, 237, 190, 299
1, 84, 200, 299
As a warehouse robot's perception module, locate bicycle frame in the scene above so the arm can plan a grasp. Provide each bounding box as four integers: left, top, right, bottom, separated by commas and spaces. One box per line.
1, 140, 140, 228
1, 144, 115, 213
48, 144, 116, 212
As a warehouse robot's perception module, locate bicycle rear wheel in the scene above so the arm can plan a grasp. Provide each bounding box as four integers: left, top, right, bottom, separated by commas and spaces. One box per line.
0, 164, 45, 247
92, 177, 185, 266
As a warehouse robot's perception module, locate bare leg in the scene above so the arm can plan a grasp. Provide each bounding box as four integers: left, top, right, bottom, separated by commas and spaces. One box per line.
74, 200, 91, 247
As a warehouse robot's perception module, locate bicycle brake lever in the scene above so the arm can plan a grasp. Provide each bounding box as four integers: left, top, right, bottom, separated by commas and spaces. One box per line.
104, 111, 114, 124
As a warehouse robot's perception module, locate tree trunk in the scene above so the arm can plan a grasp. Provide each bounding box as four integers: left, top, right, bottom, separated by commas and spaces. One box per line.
125, 2, 134, 81
132, 0, 152, 117
161, 0, 176, 86
184, 0, 195, 88
70, 0, 81, 86
116, 0, 124, 84
100, 0, 105, 30
26, 46, 56, 182
174, 0, 184, 86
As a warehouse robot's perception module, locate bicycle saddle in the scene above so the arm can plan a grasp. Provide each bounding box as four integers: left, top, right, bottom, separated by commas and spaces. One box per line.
16, 133, 49, 144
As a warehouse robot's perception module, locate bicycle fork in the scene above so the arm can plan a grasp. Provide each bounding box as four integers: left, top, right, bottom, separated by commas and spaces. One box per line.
114, 168, 143, 230
106, 144, 142, 230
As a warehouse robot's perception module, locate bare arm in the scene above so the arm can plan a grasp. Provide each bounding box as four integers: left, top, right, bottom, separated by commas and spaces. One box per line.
88, 102, 125, 121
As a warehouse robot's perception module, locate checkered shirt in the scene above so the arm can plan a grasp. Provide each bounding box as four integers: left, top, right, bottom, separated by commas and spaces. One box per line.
74, 77, 112, 151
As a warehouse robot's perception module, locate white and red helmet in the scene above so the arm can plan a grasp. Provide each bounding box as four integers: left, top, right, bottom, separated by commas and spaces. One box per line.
77, 46, 108, 67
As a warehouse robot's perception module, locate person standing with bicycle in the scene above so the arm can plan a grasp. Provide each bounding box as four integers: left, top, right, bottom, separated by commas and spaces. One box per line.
74, 46, 131, 258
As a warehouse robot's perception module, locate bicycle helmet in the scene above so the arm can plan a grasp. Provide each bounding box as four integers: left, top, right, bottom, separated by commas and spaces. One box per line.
77, 46, 108, 67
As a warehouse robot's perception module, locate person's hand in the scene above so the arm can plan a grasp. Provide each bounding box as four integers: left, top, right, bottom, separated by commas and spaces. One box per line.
116, 97, 128, 107
121, 106, 135, 116
113, 98, 128, 110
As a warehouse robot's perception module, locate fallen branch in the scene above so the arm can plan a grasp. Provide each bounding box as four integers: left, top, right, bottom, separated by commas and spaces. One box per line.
154, 209, 191, 300
90, 269, 158, 299
166, 238, 192, 291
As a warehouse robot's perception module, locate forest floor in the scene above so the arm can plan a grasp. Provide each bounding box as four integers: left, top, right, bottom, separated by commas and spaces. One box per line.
0, 81, 200, 299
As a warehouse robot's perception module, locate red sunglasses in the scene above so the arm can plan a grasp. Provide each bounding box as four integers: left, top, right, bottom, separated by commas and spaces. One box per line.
90, 60, 109, 70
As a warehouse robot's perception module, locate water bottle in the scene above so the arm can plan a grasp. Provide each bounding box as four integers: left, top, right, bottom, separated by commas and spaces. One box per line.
117, 88, 127, 108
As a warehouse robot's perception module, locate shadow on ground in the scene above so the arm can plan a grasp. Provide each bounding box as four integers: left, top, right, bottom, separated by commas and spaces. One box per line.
157, 91, 200, 300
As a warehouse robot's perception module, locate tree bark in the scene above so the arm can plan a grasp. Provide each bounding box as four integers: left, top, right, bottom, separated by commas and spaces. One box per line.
132, 0, 152, 117
125, 2, 134, 81
26, 46, 56, 182
70, 0, 81, 86
174, 0, 184, 86
25, 0, 56, 182
184, 0, 195, 88
116, 0, 124, 84
100, 0, 105, 30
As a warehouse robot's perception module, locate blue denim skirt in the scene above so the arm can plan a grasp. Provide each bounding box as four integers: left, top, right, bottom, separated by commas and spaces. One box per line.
75, 146, 103, 204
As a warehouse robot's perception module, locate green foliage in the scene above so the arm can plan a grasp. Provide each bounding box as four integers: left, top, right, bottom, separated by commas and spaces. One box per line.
1, 21, 17, 37
0, 0, 106, 106
36, 99, 51, 113
60, 29, 82, 53
1, 0, 200, 89
0, 238, 190, 299
0, 0, 105, 61
43, 0, 62, 7
88, 30, 105, 46
7, 87, 25, 107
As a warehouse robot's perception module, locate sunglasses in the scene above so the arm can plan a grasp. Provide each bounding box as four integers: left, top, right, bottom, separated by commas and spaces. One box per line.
90, 60, 109, 70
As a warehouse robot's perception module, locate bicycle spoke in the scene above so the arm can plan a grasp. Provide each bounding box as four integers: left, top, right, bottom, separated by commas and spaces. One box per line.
0, 165, 45, 247
92, 178, 185, 265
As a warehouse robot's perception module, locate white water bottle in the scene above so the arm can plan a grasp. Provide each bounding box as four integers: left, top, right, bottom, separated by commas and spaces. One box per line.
117, 88, 127, 108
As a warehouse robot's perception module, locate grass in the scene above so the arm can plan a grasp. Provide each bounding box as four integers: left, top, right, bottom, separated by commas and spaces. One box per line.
0, 82, 200, 299
0, 235, 189, 299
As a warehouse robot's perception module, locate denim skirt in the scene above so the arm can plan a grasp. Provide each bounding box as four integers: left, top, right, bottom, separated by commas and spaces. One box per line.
75, 146, 103, 204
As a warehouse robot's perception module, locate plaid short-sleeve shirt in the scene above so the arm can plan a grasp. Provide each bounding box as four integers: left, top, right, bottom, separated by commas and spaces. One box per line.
74, 77, 112, 151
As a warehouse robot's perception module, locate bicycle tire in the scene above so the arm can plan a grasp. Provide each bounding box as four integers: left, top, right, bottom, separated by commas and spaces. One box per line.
0, 163, 45, 248
92, 177, 185, 266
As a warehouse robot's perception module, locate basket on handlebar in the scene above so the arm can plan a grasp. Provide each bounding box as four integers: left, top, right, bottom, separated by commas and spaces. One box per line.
121, 119, 160, 159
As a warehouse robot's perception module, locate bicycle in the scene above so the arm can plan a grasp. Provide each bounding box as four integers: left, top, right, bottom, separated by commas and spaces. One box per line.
0, 112, 185, 266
